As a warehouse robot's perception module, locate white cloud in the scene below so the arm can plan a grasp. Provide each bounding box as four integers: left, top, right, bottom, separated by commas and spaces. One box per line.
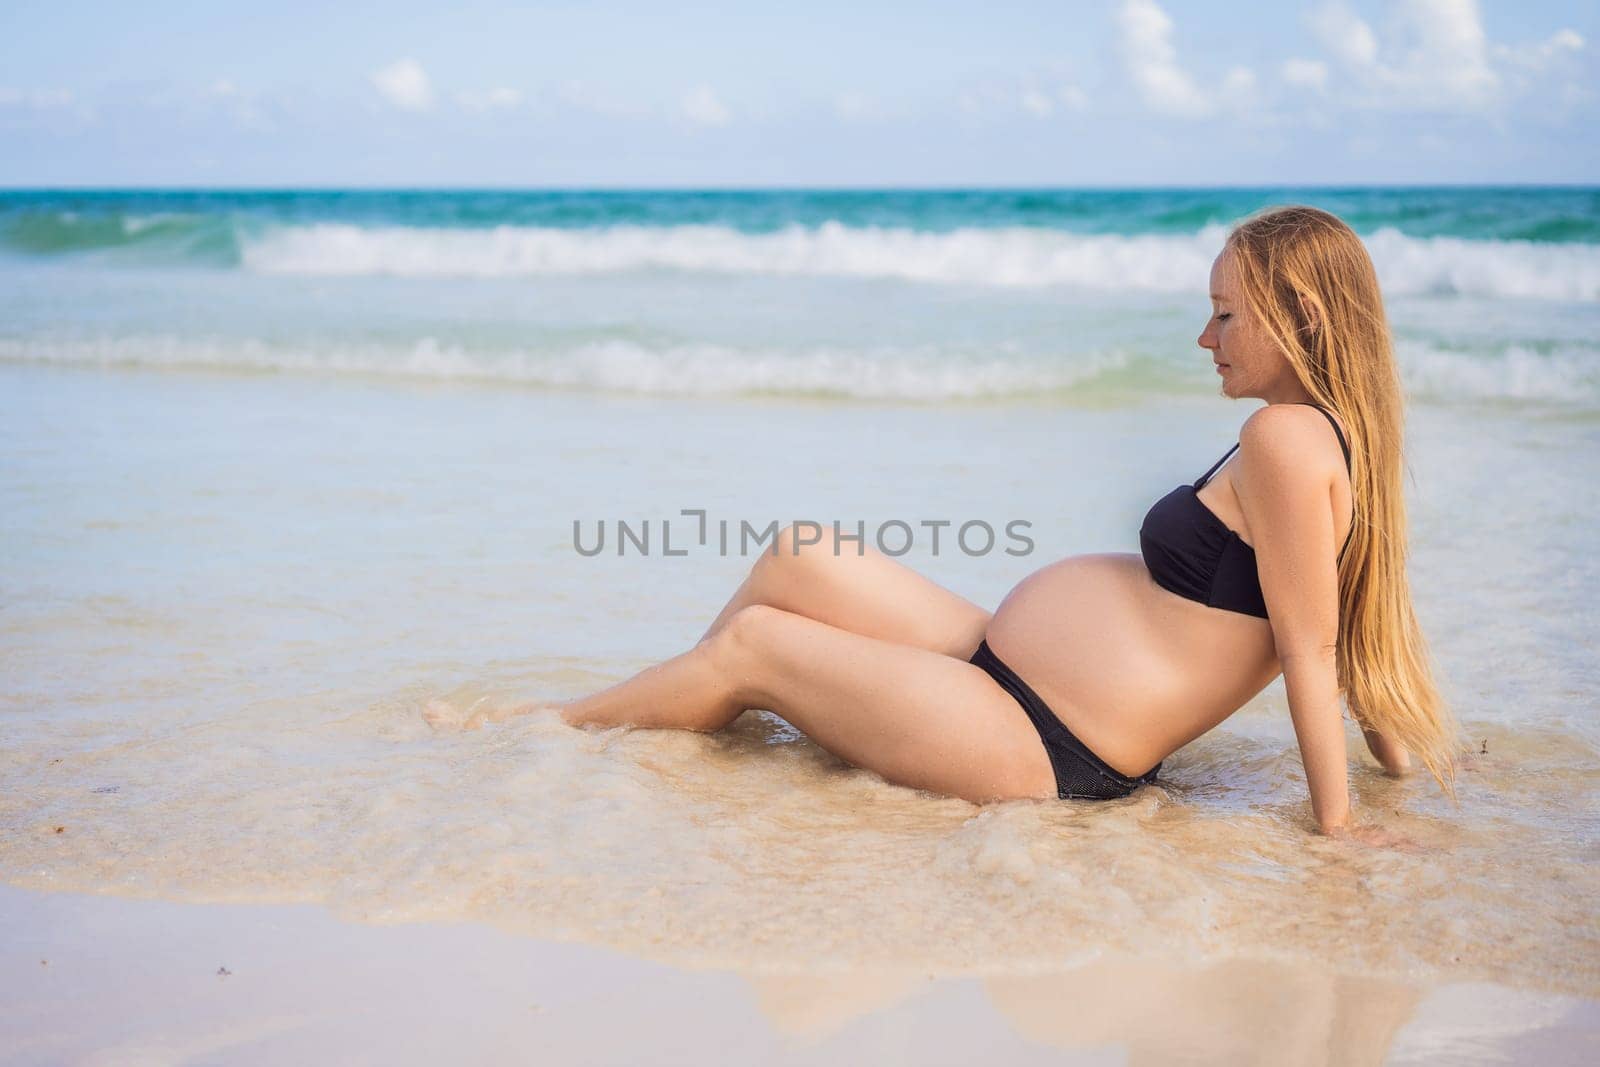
1490, 27, 1587, 108
370, 58, 434, 112
199, 79, 274, 130
832, 91, 877, 122
556, 81, 652, 120
0, 86, 93, 126
1115, 0, 1208, 116
1221, 66, 1257, 103
1020, 85, 1089, 117
1302, 2, 1589, 116
1281, 58, 1329, 91
1115, 0, 1249, 118
0, 87, 76, 110
1309, 3, 1378, 67
456, 87, 522, 113
956, 83, 1000, 117
1551, 28, 1585, 53
1494, 27, 1585, 72
681, 84, 730, 126
1391, 0, 1498, 106
0, 87, 76, 109
1309, 1, 1504, 112
1020, 89, 1055, 118
955, 78, 1089, 121
832, 90, 917, 122
1057, 85, 1090, 112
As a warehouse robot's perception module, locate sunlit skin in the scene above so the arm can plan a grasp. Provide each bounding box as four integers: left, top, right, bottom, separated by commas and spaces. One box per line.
429, 248, 1412, 844
1202, 251, 1315, 405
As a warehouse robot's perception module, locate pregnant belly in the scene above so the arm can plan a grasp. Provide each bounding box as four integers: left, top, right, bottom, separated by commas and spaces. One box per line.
983, 552, 1280, 776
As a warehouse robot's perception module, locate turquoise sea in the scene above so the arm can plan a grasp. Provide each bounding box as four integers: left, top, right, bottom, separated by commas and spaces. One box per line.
2, 187, 1597, 405
2, 187, 1598, 1027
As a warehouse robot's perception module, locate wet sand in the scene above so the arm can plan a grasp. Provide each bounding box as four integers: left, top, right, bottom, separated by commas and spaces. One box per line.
3, 360, 1598, 1062
3, 884, 1597, 1066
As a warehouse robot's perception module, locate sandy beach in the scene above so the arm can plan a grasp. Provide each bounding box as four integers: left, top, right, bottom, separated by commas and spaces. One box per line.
5, 884, 1597, 1066
3, 186, 1598, 1063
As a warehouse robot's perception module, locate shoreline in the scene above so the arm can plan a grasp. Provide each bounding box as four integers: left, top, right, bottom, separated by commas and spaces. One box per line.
4, 883, 1597, 1065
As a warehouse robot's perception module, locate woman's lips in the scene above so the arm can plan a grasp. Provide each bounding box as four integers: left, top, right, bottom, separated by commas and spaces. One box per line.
1215, 363, 1229, 373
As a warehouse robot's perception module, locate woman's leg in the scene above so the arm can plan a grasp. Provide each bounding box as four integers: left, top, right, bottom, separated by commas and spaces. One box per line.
425, 524, 995, 733
698, 523, 992, 658
558, 604, 1056, 804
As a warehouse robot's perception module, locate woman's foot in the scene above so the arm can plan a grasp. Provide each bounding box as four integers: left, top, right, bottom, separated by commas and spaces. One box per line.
422, 697, 561, 732
421, 697, 475, 731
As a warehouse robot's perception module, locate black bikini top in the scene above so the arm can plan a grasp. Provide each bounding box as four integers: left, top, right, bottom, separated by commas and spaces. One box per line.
1138, 403, 1353, 620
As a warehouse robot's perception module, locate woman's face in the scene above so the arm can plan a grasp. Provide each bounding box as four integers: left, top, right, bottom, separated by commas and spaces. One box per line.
1199, 249, 1303, 403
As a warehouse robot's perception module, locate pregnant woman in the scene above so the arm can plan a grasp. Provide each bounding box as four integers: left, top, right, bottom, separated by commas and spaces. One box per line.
434, 205, 1460, 837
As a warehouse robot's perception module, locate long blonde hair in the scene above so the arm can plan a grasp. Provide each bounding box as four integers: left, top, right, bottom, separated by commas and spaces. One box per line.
1227, 205, 1461, 797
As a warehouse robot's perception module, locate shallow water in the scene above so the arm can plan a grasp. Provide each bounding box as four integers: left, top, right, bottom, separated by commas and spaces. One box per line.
3, 357, 1597, 997
5, 188, 1598, 997
9, 884, 1598, 1067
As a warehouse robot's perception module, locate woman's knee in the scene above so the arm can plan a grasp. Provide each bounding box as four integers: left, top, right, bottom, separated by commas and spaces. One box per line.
800, 521, 879, 559
754, 522, 855, 584
716, 603, 787, 654
709, 604, 792, 704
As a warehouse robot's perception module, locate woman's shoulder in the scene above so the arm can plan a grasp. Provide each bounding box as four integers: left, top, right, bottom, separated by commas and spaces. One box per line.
1236, 403, 1349, 486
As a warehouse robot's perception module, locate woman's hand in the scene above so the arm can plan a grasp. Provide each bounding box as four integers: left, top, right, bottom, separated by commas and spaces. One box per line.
1321, 822, 1426, 852
1361, 726, 1412, 776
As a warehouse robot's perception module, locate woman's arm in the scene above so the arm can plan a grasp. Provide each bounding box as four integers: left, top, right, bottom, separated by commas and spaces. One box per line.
1235, 406, 1351, 834
1282, 650, 1349, 833
1361, 726, 1412, 776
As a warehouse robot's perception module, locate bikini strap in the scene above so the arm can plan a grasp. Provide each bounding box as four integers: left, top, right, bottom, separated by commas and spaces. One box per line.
1193, 443, 1239, 489
1296, 403, 1357, 562
1295, 402, 1352, 473
1196, 407, 1356, 558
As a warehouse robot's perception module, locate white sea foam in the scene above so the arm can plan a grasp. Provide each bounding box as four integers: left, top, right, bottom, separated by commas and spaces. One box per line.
5, 333, 1596, 409
0, 335, 1136, 402
239, 221, 1226, 291
1364, 228, 1600, 302
238, 222, 1600, 301
1398, 340, 1600, 404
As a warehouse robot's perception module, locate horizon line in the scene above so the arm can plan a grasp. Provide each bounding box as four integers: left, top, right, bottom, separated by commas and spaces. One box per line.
3, 180, 1597, 193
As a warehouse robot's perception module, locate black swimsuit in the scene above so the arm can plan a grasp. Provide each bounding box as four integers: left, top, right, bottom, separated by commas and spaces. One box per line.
969, 403, 1353, 800
1140, 403, 1353, 619
968, 638, 1163, 800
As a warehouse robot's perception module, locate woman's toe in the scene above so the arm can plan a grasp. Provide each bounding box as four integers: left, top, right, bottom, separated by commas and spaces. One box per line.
422, 698, 462, 731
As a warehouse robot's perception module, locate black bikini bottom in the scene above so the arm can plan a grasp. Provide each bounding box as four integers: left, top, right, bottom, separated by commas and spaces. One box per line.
968, 638, 1162, 800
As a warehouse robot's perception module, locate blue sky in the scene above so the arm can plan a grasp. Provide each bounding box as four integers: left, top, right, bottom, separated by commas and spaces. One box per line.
1, 0, 1595, 186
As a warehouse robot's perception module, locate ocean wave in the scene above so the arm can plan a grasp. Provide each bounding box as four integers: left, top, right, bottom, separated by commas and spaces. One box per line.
1396, 340, 1600, 405
4, 333, 1596, 409
3, 206, 1598, 301
0, 335, 1140, 401
237, 221, 1229, 290
239, 222, 1600, 301
0, 210, 239, 264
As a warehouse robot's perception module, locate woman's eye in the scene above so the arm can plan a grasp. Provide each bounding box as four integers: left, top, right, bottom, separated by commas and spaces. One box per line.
1216, 313, 1232, 322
